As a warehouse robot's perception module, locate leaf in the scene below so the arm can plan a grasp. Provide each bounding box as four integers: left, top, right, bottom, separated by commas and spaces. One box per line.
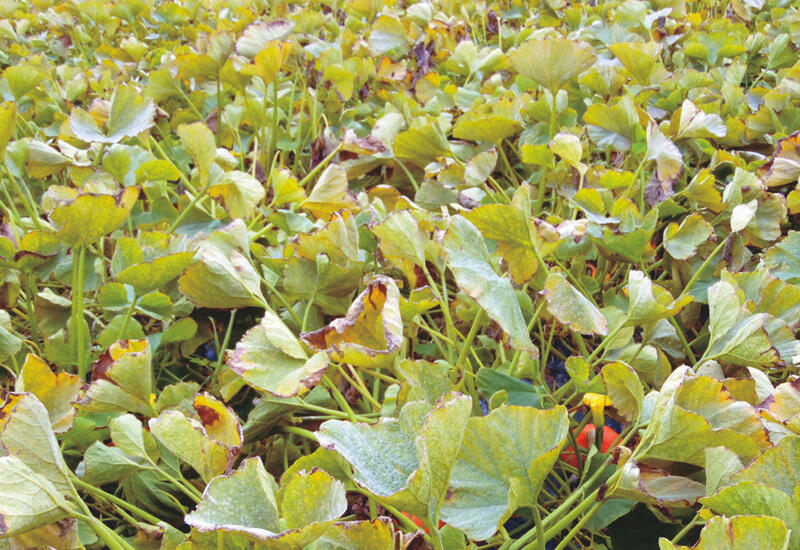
317, 394, 471, 531
616, 460, 706, 507
0, 457, 70, 538
625, 270, 692, 325
149, 393, 242, 482
658, 516, 790, 550
178, 220, 266, 309
368, 15, 408, 56
393, 125, 451, 167
765, 231, 800, 284
235, 20, 294, 58
731, 199, 757, 233
371, 210, 427, 282
15, 354, 81, 433
228, 311, 328, 397
0, 393, 71, 495
185, 457, 281, 538
3, 64, 45, 100
542, 270, 608, 336
278, 469, 347, 528
584, 95, 640, 150
508, 38, 596, 93
440, 405, 569, 540
0, 310, 22, 364
730, 435, 800, 497
550, 132, 586, 175
646, 123, 683, 198
0, 102, 16, 156
50, 188, 139, 247
302, 164, 360, 220
301, 276, 403, 369
663, 213, 713, 260
453, 114, 520, 145
639, 367, 770, 466
208, 170, 266, 219
609, 42, 661, 84
759, 131, 800, 187
443, 216, 536, 355
465, 203, 538, 285
676, 100, 726, 139
178, 122, 217, 187
309, 518, 396, 550
700, 481, 800, 548
69, 87, 155, 144
77, 339, 156, 417
116, 251, 196, 294
602, 361, 644, 423
705, 280, 789, 367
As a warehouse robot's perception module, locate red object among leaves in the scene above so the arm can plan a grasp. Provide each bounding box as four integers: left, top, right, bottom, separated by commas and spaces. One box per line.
401, 511, 445, 533
560, 424, 619, 467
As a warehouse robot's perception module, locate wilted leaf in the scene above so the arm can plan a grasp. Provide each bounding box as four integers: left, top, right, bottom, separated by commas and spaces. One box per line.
0, 393, 71, 494
149, 393, 242, 482
302, 164, 360, 220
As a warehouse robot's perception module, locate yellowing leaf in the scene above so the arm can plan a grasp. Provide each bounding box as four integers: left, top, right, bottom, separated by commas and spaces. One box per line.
542, 270, 608, 336
302, 164, 360, 220
15, 354, 81, 433
50, 187, 139, 248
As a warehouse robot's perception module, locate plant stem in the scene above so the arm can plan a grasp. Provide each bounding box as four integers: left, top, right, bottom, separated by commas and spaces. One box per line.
71, 246, 89, 378
71, 476, 162, 525
678, 238, 726, 300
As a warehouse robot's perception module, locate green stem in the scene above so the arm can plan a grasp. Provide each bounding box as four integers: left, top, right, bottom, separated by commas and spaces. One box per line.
454, 308, 483, 402
167, 182, 210, 233
71, 476, 162, 525
268, 79, 280, 180
679, 238, 726, 300
74, 512, 136, 550
71, 246, 89, 379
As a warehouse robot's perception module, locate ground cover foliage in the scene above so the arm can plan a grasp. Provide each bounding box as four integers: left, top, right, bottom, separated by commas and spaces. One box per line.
0, 0, 799, 548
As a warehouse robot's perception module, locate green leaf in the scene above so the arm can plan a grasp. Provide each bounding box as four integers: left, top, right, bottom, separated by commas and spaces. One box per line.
730, 435, 800, 497
3, 64, 45, 100
441, 405, 569, 540
625, 270, 692, 325
0, 393, 71, 495
658, 516, 790, 550
765, 231, 800, 284
69, 87, 155, 144
584, 95, 640, 150
317, 394, 471, 531
542, 270, 608, 336
0, 310, 22, 364
185, 457, 281, 538
178, 122, 217, 187
178, 220, 266, 309
608, 42, 660, 84
509, 38, 596, 93
0, 102, 16, 156
116, 251, 195, 294
301, 276, 403, 369
0, 457, 70, 538
663, 213, 713, 260
208, 170, 266, 220
229, 311, 328, 397
646, 123, 683, 197
394, 125, 450, 167
443, 216, 536, 355
615, 459, 706, 507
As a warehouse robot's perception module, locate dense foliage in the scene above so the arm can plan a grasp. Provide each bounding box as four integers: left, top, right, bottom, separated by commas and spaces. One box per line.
1, 0, 800, 548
